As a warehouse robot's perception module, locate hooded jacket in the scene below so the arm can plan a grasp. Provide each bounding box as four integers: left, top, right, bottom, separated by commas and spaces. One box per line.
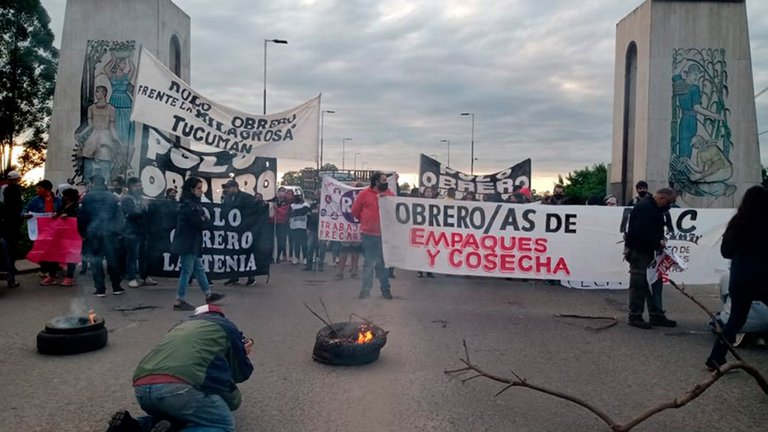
132, 313, 254, 410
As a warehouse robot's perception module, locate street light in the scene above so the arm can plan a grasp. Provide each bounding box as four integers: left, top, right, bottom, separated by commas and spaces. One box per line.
460, 112, 475, 175
354, 152, 362, 171
263, 38, 288, 114
320, 110, 335, 169
440, 139, 451, 167
342, 137, 353, 170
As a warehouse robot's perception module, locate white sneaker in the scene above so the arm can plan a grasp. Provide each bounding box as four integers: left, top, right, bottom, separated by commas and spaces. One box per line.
128, 279, 141, 288
291, 258, 298, 265
143, 277, 158, 286
303, 258, 308, 265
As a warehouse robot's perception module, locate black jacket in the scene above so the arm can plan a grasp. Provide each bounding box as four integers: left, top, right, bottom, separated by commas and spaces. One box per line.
2, 183, 23, 224
78, 187, 123, 239
625, 196, 665, 253
222, 191, 256, 213
171, 196, 206, 256
721, 216, 768, 296
121, 193, 147, 237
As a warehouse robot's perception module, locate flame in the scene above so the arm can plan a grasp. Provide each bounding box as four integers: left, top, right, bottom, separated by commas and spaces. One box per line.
355, 330, 374, 344
88, 309, 96, 325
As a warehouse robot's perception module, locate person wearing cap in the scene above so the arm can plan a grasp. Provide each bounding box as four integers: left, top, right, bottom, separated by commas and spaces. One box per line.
106, 305, 254, 432
626, 180, 649, 206
604, 194, 618, 207
221, 179, 257, 286
1, 171, 23, 273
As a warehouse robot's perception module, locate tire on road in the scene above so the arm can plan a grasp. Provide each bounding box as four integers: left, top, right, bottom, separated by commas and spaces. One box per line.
37, 327, 108, 355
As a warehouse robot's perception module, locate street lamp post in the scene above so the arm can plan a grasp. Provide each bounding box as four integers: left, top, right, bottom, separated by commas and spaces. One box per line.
354, 152, 362, 171
440, 139, 451, 167
342, 137, 353, 170
320, 110, 335, 169
460, 112, 475, 175
263, 38, 288, 115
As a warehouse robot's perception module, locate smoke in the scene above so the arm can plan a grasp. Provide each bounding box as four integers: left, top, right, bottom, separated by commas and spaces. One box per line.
69, 297, 88, 317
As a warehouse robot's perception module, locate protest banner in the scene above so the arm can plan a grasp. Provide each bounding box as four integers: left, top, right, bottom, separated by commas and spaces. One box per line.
318, 176, 364, 242
25, 212, 55, 241
143, 200, 272, 279
419, 154, 531, 199
559, 280, 627, 290
139, 126, 277, 203
26, 217, 82, 264
647, 247, 688, 287
131, 48, 320, 162
379, 197, 733, 284
318, 174, 399, 242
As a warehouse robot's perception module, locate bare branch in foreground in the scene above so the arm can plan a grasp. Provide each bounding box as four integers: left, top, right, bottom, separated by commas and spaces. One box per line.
445, 340, 768, 431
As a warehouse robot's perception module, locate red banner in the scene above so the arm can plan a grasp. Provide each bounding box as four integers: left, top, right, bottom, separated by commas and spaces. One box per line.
26, 217, 82, 264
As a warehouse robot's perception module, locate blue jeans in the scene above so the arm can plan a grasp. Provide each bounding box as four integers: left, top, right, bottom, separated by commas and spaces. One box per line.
125, 236, 140, 280
176, 254, 210, 301
361, 234, 389, 294
135, 383, 234, 432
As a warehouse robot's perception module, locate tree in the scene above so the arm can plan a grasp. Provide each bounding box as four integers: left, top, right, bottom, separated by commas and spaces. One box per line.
280, 170, 302, 186
0, 0, 58, 175
561, 163, 607, 201
320, 163, 338, 171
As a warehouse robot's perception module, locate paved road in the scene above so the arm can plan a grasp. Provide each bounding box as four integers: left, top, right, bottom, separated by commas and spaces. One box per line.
1, 264, 766, 431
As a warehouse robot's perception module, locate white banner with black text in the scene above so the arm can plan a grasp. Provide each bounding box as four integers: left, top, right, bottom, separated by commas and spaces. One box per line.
379, 197, 733, 284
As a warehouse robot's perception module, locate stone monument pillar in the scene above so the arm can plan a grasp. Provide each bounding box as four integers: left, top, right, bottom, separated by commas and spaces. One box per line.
610, 0, 760, 208
45, 0, 190, 185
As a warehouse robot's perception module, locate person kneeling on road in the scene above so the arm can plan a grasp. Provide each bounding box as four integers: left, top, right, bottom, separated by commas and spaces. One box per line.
106, 305, 254, 432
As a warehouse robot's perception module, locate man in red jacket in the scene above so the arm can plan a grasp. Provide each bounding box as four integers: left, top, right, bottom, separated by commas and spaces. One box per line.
351, 171, 395, 299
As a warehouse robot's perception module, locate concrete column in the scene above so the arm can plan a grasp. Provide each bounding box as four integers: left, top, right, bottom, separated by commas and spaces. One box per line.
45, 0, 190, 186
610, 0, 760, 208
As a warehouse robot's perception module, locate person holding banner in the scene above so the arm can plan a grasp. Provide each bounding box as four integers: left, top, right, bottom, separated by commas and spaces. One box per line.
24, 180, 61, 284
351, 172, 395, 299
221, 180, 257, 286
624, 188, 678, 329
171, 177, 225, 311
706, 186, 768, 370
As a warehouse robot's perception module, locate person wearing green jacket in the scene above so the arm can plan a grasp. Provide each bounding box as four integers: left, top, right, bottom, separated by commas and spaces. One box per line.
107, 305, 253, 432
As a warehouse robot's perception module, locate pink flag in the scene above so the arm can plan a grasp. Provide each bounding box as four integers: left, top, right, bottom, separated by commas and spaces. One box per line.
26, 217, 82, 264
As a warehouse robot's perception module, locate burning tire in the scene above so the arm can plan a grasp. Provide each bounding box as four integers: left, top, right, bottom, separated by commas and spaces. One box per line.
312, 321, 387, 366
37, 315, 108, 355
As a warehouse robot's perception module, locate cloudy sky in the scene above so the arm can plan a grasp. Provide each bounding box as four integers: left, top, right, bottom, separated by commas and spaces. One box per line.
40, 0, 768, 191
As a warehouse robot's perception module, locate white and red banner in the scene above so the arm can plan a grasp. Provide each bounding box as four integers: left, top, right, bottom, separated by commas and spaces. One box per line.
379, 197, 733, 284
131, 49, 320, 162
318, 176, 365, 242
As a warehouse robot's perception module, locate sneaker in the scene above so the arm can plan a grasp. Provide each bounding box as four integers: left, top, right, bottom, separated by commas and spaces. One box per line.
426, 273, 435, 278
113, 288, 126, 295
8, 280, 20, 288
416, 272, 423, 278
93, 291, 106, 298
649, 316, 677, 327
143, 277, 158, 286
628, 318, 652, 329
60, 277, 75, 287
128, 279, 141, 288
173, 300, 195, 311
291, 258, 298, 265
107, 410, 141, 432
334, 257, 340, 264
41, 276, 58, 286
358, 290, 370, 299
149, 420, 175, 432
206, 292, 226, 304
223, 278, 240, 286
334, 273, 344, 280
381, 291, 393, 300
245, 278, 257, 286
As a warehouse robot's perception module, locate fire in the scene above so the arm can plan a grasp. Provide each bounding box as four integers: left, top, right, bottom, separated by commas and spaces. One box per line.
355, 330, 374, 344
88, 309, 96, 325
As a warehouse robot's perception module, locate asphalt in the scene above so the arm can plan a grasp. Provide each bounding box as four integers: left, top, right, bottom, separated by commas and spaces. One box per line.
0, 263, 766, 432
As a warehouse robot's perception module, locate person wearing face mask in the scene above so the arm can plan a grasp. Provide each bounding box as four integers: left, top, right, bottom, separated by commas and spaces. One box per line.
351, 171, 396, 299
270, 187, 291, 263
548, 184, 567, 205
626, 181, 649, 206
624, 187, 678, 329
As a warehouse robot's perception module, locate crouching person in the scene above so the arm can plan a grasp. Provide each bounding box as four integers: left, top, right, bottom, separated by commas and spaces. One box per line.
107, 305, 254, 432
